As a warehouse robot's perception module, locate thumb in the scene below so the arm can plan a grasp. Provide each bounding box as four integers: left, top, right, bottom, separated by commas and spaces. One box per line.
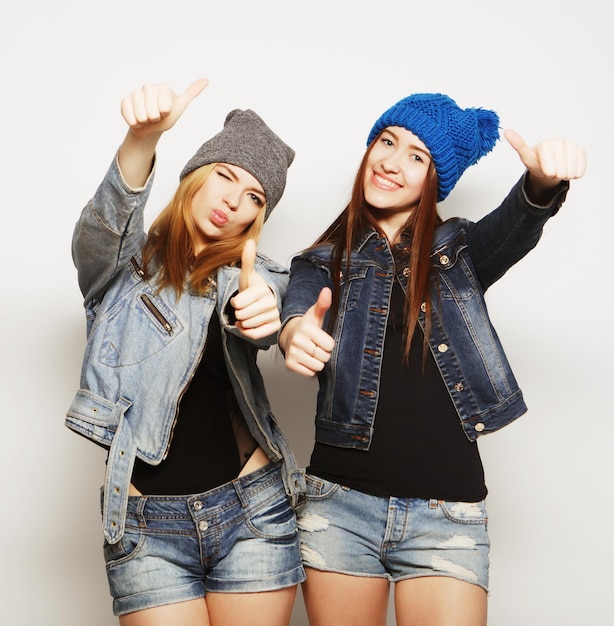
504, 128, 538, 170
306, 287, 332, 329
181, 78, 209, 105
172, 78, 209, 118
239, 239, 256, 292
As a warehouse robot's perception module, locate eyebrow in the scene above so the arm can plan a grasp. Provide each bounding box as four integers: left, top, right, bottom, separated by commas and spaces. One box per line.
383, 128, 431, 158
218, 164, 265, 198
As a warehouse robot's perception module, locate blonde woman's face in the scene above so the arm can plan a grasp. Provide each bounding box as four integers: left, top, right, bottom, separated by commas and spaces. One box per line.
190, 163, 265, 254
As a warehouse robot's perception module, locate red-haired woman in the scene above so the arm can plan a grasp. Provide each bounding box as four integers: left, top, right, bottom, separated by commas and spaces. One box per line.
280, 93, 586, 625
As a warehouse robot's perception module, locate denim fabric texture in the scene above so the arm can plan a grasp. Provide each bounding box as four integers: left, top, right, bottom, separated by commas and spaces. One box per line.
103, 462, 305, 616
281, 174, 569, 449
67, 156, 305, 544
297, 474, 489, 590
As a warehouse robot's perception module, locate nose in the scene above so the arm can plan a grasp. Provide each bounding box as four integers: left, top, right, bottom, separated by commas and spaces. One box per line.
223, 188, 241, 211
381, 149, 401, 173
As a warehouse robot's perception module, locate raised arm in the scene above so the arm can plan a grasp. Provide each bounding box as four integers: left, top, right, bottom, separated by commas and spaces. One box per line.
118, 78, 209, 187
467, 131, 586, 290
72, 79, 209, 305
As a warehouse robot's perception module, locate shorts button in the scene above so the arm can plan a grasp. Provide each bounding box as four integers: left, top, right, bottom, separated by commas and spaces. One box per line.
475, 423, 485, 432
193, 500, 203, 511
198, 520, 209, 531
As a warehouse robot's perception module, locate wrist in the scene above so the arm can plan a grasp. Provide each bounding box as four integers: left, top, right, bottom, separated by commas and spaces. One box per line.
278, 317, 300, 352
523, 172, 562, 206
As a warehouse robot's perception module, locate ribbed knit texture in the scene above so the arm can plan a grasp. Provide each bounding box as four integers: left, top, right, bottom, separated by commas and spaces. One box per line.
367, 93, 500, 201
180, 109, 295, 219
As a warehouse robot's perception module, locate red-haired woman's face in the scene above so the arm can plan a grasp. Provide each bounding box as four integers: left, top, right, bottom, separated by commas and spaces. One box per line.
190, 163, 265, 254
363, 127, 432, 233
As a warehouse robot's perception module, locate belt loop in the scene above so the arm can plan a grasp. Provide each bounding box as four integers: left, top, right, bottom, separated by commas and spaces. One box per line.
135, 494, 148, 528
288, 468, 306, 508
233, 479, 250, 508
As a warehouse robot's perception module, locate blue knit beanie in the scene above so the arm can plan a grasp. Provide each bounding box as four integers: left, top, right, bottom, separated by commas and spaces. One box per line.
366, 93, 500, 201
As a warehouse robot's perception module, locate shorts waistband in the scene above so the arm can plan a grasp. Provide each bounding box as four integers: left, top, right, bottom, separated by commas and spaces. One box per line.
123, 461, 283, 518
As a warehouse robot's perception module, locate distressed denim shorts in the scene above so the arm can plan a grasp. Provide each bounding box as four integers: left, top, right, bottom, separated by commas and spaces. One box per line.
296, 474, 489, 591
102, 462, 305, 616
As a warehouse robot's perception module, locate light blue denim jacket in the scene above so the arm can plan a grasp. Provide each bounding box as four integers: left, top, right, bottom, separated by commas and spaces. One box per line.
281, 175, 569, 449
66, 156, 305, 544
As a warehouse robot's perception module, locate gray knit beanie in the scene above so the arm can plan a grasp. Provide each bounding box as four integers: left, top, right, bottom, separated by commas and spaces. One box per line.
180, 109, 295, 220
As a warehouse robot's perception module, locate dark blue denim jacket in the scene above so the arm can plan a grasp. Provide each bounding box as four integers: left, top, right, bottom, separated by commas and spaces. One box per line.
281, 175, 569, 448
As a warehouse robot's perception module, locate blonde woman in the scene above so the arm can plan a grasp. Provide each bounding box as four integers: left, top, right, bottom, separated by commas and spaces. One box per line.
67, 79, 304, 625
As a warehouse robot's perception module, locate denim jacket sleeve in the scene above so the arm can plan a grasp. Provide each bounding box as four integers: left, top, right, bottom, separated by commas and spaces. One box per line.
467, 173, 569, 291
72, 153, 155, 306
280, 252, 334, 331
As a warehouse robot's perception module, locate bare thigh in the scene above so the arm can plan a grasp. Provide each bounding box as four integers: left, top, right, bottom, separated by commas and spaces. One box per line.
118, 587, 297, 626
302, 567, 390, 626
395, 576, 487, 626
119, 598, 210, 626
206, 586, 298, 626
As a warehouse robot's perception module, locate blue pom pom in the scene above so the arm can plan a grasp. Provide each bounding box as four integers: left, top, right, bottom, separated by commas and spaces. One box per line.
475, 108, 500, 155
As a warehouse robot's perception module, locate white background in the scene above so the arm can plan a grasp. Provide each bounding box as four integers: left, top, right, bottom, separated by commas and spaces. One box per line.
1, 1, 610, 624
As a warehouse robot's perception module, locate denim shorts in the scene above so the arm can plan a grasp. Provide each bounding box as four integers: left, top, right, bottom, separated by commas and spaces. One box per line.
296, 475, 489, 591
101, 462, 305, 616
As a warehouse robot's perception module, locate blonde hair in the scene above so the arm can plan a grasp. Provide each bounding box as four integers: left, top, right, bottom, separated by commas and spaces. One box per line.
142, 164, 266, 296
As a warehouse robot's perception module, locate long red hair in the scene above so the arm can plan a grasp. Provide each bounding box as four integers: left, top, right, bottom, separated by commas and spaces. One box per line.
313, 135, 441, 360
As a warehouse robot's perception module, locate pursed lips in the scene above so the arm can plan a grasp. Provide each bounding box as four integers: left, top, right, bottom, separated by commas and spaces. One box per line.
211, 208, 229, 226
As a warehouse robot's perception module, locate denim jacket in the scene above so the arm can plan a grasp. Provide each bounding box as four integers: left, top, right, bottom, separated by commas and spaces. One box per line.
66, 156, 305, 544
281, 175, 569, 450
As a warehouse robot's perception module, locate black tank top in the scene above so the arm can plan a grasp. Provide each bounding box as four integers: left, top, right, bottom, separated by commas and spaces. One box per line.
309, 280, 487, 502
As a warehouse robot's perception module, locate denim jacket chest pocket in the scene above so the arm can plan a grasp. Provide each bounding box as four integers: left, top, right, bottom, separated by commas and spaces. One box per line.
98, 284, 186, 367
93, 257, 194, 367
338, 264, 370, 312
432, 239, 479, 301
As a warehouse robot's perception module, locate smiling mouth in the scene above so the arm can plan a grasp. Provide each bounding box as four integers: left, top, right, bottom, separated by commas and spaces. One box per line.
373, 172, 401, 190
211, 209, 228, 226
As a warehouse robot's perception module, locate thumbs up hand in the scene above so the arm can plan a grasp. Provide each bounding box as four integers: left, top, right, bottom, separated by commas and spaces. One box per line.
230, 240, 281, 340
279, 287, 335, 377
121, 78, 209, 138
504, 129, 586, 204
117, 78, 209, 189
